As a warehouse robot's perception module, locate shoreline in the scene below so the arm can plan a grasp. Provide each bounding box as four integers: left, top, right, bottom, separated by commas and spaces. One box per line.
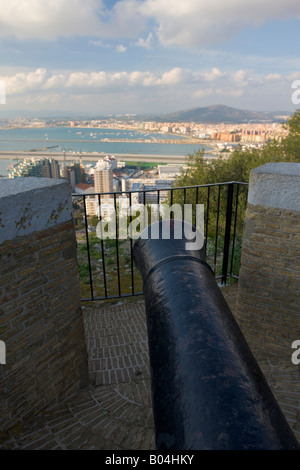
0, 137, 208, 145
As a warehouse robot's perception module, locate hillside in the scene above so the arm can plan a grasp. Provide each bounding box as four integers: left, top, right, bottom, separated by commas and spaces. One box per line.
153, 105, 290, 124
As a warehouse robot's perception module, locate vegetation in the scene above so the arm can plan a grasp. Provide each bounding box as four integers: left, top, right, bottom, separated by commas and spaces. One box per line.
76, 231, 143, 299
125, 161, 161, 169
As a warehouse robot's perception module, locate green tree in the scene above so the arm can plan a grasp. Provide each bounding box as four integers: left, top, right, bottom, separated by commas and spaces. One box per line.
90, 215, 99, 228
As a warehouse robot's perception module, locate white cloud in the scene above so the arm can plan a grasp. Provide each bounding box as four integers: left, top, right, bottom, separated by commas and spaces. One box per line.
43, 74, 66, 89
3, 68, 49, 94
139, 0, 300, 47
0, 0, 299, 46
0, 66, 295, 113
194, 88, 214, 98
158, 67, 186, 85
116, 44, 127, 53
0, 66, 289, 96
128, 71, 152, 86
0, 0, 106, 39
286, 72, 300, 81
136, 32, 153, 49
233, 70, 252, 87
65, 72, 90, 89
106, 0, 146, 38
203, 68, 228, 82
265, 73, 282, 81
0, 0, 145, 40
89, 40, 105, 47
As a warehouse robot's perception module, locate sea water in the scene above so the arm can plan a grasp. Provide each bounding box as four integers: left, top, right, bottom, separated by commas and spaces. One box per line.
0, 126, 209, 176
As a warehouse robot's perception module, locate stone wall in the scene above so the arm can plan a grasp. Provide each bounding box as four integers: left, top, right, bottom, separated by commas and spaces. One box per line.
0, 178, 89, 432
236, 163, 300, 362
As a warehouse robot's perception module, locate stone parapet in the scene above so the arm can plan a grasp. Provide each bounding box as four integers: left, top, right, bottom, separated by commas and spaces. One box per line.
0, 178, 89, 432
0, 177, 73, 244
236, 163, 300, 362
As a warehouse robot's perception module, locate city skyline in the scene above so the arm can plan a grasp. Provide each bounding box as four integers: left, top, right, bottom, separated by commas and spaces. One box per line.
0, 0, 300, 116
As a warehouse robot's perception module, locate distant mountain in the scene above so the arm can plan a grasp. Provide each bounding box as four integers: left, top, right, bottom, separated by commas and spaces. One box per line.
0, 105, 293, 123
265, 110, 292, 120
152, 105, 292, 124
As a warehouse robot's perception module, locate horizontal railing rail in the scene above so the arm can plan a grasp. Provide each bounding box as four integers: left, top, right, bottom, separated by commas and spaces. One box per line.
72, 181, 248, 301
132, 219, 300, 450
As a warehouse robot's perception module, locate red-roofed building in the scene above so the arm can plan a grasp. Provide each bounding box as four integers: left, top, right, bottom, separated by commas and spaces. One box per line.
74, 183, 95, 195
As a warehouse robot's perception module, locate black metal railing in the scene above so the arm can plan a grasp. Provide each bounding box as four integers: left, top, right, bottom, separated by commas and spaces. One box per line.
72, 181, 248, 301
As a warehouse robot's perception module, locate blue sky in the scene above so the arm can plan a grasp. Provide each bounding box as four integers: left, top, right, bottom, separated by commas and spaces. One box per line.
0, 0, 300, 116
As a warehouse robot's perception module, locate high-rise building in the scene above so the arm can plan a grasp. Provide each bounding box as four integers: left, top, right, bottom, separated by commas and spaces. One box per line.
81, 159, 115, 216
94, 160, 113, 196
8, 158, 60, 179
43, 158, 60, 179
63, 165, 76, 192
74, 162, 86, 184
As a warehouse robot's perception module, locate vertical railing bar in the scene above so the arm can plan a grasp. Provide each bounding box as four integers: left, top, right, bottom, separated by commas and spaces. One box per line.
214, 185, 221, 275
143, 189, 146, 230
195, 186, 199, 205
222, 183, 234, 285
151, 189, 159, 224
170, 188, 174, 221
205, 186, 210, 257
129, 191, 135, 295
230, 183, 240, 276
98, 193, 108, 298
83, 195, 94, 300
194, 186, 199, 228
114, 192, 121, 297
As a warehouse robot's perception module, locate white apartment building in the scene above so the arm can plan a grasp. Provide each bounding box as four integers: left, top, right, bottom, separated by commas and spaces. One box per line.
81, 159, 114, 216
85, 196, 98, 216
94, 160, 113, 196
84, 194, 115, 217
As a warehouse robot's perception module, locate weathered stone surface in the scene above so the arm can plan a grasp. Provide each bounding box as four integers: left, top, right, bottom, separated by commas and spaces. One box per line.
0, 177, 72, 244
236, 163, 300, 365
0, 180, 89, 432
248, 162, 300, 210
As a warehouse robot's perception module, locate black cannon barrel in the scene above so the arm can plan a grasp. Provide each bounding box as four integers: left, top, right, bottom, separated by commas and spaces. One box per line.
133, 219, 300, 450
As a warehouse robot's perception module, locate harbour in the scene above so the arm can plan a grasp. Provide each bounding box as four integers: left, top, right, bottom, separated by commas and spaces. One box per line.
0, 127, 214, 176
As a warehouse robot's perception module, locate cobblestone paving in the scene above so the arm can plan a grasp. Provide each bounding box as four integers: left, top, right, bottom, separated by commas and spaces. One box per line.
1, 285, 300, 449
0, 298, 155, 450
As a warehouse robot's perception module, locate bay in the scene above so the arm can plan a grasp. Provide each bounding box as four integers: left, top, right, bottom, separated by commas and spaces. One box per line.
0, 126, 209, 176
